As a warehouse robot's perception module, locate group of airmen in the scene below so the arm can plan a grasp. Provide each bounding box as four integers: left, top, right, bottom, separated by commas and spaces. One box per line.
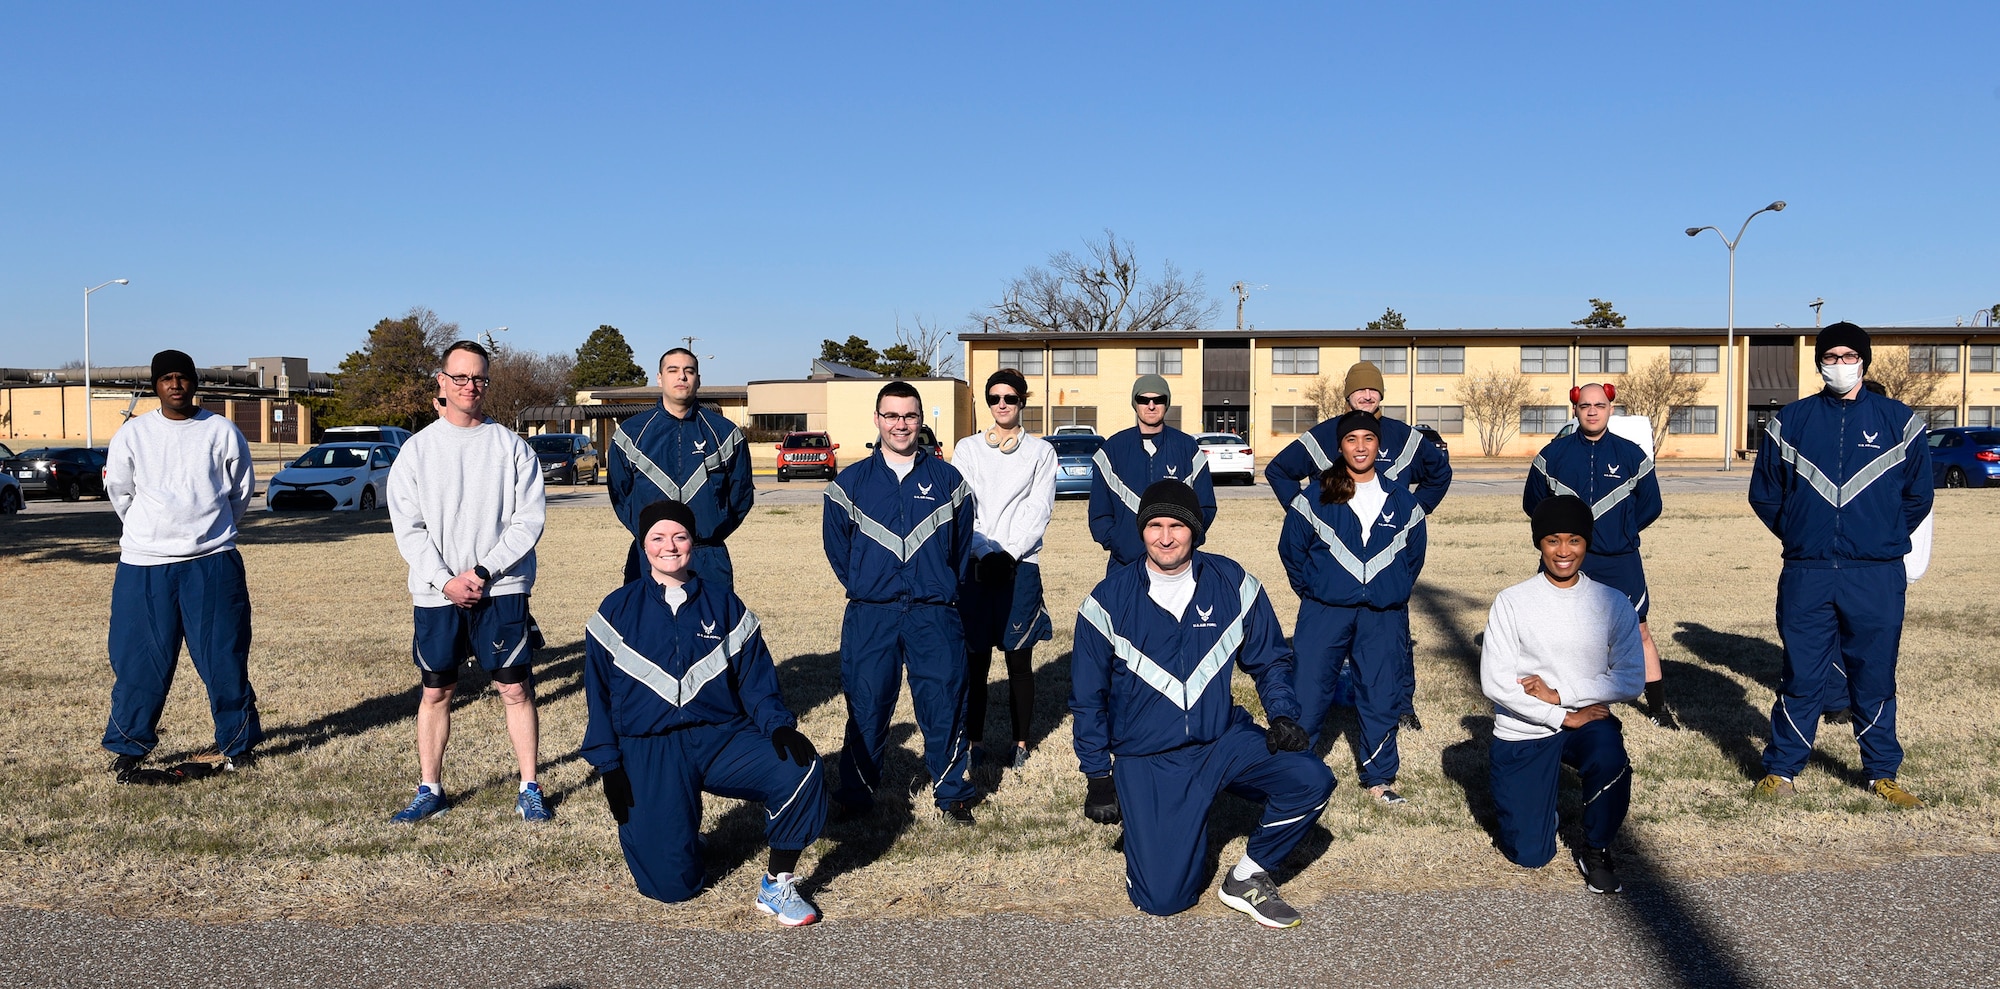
95, 320, 1935, 929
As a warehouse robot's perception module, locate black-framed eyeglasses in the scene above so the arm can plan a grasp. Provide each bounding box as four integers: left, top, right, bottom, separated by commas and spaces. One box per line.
440, 372, 492, 387
877, 412, 922, 424
985, 393, 1021, 406
1819, 352, 1863, 365
1134, 395, 1168, 407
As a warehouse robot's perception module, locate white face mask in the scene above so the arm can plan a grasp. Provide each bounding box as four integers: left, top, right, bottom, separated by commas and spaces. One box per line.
1820, 361, 1862, 394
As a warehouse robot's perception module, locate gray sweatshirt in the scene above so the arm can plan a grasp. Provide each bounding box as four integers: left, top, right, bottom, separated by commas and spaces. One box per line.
1479, 572, 1645, 742
105, 409, 255, 566
388, 416, 546, 607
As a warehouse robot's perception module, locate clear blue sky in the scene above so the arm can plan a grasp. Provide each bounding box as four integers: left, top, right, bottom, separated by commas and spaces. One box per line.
4, 3, 1996, 385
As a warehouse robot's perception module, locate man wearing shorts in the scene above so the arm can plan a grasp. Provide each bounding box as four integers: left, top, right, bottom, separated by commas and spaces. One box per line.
387, 340, 550, 823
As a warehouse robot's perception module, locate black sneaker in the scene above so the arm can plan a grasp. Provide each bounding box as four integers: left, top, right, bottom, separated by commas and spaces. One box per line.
109, 754, 144, 783
1648, 704, 1682, 731
1218, 870, 1302, 929
1009, 746, 1030, 771
1399, 711, 1424, 732
941, 801, 976, 827
1822, 708, 1853, 726
1574, 847, 1623, 894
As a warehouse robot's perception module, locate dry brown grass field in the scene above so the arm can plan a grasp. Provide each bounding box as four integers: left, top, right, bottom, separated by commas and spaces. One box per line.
2, 490, 1996, 929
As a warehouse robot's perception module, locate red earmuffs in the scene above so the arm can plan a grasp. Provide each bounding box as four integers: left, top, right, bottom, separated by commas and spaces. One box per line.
1570, 383, 1615, 405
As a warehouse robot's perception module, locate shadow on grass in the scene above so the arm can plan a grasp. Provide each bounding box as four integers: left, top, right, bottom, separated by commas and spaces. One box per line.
965, 649, 1073, 793
0, 508, 399, 566
1670, 622, 1869, 789
803, 722, 922, 896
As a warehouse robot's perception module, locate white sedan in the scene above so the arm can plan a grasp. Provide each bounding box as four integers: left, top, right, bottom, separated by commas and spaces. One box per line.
266, 442, 398, 511
1196, 432, 1257, 485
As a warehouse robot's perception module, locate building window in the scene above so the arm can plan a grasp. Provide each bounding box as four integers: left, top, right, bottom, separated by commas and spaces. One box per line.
751, 413, 807, 435
1578, 345, 1628, 375
1049, 406, 1097, 431
1416, 346, 1464, 375
1272, 347, 1319, 375
1136, 348, 1182, 375
1969, 406, 2000, 428
1519, 405, 1569, 434
1971, 345, 1996, 373
1908, 344, 1959, 374
1416, 405, 1465, 434
1021, 407, 1044, 433
1360, 346, 1407, 375
1520, 346, 1569, 374
998, 349, 1043, 376
1050, 348, 1097, 375
1669, 406, 1719, 434
1917, 406, 1958, 428
1380, 406, 1407, 422
1270, 405, 1320, 433
1670, 345, 1720, 374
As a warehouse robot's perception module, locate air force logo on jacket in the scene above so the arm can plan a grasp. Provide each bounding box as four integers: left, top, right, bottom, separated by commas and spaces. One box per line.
1279, 477, 1428, 608
608, 404, 754, 545
823, 448, 975, 605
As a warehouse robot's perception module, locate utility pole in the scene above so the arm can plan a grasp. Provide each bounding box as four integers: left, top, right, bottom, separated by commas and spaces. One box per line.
1809, 298, 1824, 328
1230, 282, 1267, 330
681, 335, 700, 351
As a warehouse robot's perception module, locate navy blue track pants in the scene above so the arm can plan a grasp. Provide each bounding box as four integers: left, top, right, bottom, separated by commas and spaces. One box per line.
103, 550, 262, 758
615, 719, 826, 904
1764, 562, 1905, 780
1489, 718, 1631, 868
1295, 600, 1408, 787
1115, 713, 1335, 916
835, 601, 975, 809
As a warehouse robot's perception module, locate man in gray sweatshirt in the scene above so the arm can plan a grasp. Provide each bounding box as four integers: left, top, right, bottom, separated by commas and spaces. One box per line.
1480, 495, 1644, 894
102, 349, 262, 783
386, 340, 549, 824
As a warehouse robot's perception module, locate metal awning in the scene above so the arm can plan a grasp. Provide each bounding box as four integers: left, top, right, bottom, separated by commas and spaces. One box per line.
516, 404, 656, 424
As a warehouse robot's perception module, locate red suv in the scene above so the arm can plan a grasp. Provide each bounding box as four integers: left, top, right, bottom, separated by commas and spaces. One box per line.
775, 431, 838, 481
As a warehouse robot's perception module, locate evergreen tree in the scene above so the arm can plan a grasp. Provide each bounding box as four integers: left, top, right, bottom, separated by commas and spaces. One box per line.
572, 325, 646, 389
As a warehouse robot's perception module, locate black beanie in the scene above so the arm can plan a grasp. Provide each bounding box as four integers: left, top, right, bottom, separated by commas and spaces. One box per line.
638, 499, 699, 541
1137, 479, 1205, 546
1531, 494, 1593, 549
1815, 322, 1871, 370
1334, 409, 1379, 442
150, 349, 198, 386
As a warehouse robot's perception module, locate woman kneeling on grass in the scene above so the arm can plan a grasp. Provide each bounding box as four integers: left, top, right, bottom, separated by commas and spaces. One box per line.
581, 499, 827, 925
1278, 411, 1428, 806
1479, 495, 1643, 894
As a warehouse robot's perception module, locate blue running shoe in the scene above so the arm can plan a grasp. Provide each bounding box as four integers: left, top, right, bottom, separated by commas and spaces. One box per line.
756, 872, 820, 927
392, 785, 448, 823
516, 782, 552, 822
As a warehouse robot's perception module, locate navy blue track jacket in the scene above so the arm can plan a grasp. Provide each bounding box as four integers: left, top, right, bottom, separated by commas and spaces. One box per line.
1523, 431, 1661, 556
1278, 479, 1428, 608
1088, 426, 1218, 565
1069, 553, 1300, 777
1749, 388, 1933, 567
1266, 414, 1452, 513
823, 449, 974, 605
580, 574, 794, 774
608, 404, 754, 545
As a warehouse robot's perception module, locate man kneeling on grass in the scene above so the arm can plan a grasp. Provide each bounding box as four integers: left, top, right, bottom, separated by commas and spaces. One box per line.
1480, 494, 1643, 894
1071, 481, 1334, 928
581, 499, 827, 926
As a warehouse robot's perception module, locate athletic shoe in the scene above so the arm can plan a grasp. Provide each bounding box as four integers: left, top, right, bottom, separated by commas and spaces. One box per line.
1399, 711, 1424, 732
1647, 704, 1682, 731
517, 782, 553, 822
1870, 778, 1926, 810
1009, 746, 1030, 771
1822, 708, 1853, 726
392, 785, 449, 823
941, 800, 976, 826
756, 872, 820, 927
187, 749, 243, 772
1218, 871, 1302, 929
1368, 784, 1408, 806
1750, 774, 1796, 799
1574, 847, 1623, 894
110, 753, 184, 786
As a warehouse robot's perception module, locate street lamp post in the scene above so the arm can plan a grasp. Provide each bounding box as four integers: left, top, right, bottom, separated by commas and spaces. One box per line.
1686, 201, 1785, 471
83, 278, 131, 448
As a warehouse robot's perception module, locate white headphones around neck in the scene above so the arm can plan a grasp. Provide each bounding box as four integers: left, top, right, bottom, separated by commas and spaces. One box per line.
984, 427, 1023, 454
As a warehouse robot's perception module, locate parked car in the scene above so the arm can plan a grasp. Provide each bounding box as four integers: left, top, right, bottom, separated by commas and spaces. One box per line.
860, 424, 946, 460
1415, 424, 1449, 455
529, 433, 600, 485
266, 442, 398, 511
0, 442, 14, 460
0, 471, 20, 514
321, 425, 413, 447
1196, 432, 1256, 485
2, 447, 108, 501
1053, 425, 1098, 436
775, 431, 839, 481
1929, 427, 2000, 489
1049, 433, 1105, 498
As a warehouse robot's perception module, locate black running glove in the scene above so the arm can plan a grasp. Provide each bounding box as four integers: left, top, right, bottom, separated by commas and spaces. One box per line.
601, 767, 635, 825
771, 726, 818, 767
1083, 773, 1122, 825
1266, 716, 1310, 754
977, 549, 1017, 586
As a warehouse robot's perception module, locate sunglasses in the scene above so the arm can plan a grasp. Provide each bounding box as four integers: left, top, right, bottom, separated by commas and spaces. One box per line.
985, 393, 1021, 406
1134, 395, 1168, 407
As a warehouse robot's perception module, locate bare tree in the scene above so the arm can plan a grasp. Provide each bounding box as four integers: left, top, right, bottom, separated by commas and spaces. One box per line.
486, 345, 577, 430
1456, 368, 1536, 457
893, 313, 961, 378
974, 229, 1221, 334
1615, 355, 1708, 452
1302, 374, 1344, 421
1867, 345, 1959, 411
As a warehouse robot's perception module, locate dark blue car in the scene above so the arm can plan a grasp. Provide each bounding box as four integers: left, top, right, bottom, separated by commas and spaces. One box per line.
1929, 427, 2000, 488
1049, 433, 1104, 498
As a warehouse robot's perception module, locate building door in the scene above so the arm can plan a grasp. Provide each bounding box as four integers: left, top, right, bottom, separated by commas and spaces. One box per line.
1203, 407, 1243, 435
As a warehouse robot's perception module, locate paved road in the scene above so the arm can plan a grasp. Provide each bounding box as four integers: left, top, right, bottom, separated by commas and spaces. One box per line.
4, 853, 1991, 988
